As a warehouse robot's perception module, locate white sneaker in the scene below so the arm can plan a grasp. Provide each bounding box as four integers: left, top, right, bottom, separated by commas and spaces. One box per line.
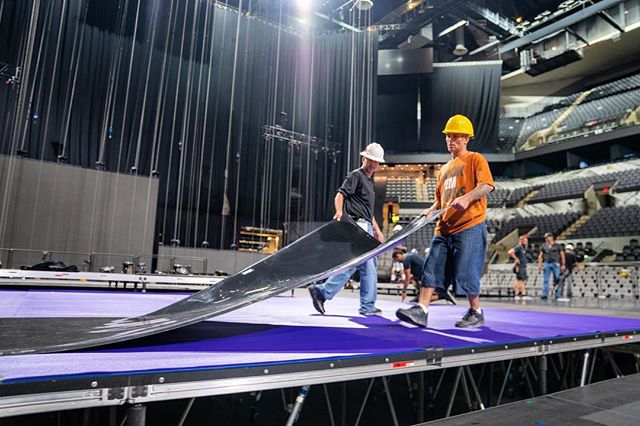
514, 296, 522, 301
522, 295, 532, 300
557, 297, 570, 302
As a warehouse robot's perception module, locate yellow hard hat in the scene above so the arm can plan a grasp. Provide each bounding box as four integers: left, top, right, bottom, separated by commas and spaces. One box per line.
442, 114, 474, 137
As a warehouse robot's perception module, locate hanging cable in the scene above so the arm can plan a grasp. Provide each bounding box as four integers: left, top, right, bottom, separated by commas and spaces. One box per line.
18, 0, 52, 156
151, 2, 178, 175
140, 1, 177, 253
44, 0, 89, 250
131, 0, 161, 175
204, 4, 229, 246
219, 0, 244, 249
304, 30, 315, 225
125, 0, 161, 255
24, 1, 54, 251
231, 2, 254, 248
173, 0, 202, 247
182, 0, 206, 247
59, 0, 90, 163
161, 3, 190, 244
260, 0, 283, 230
0, 0, 41, 248
96, 0, 130, 169
193, 0, 215, 247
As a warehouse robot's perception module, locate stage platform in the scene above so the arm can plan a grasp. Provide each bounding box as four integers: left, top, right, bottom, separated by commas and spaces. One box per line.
0, 289, 639, 418
425, 373, 640, 425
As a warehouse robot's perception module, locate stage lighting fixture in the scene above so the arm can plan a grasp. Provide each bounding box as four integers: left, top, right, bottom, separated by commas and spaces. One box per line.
354, 0, 373, 11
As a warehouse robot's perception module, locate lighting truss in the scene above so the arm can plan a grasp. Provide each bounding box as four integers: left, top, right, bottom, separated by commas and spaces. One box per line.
262, 125, 341, 158
0, 62, 20, 89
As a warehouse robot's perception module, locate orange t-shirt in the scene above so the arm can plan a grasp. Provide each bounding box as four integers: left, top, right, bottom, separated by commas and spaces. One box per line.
435, 152, 495, 236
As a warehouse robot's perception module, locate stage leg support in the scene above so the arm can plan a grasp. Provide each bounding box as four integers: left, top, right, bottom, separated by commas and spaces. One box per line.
126, 404, 146, 426
177, 398, 195, 426
285, 385, 310, 426
322, 384, 336, 426
497, 359, 513, 406
580, 350, 591, 386
538, 355, 548, 395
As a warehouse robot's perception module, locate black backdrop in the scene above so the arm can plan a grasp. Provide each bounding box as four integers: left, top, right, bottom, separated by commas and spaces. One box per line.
0, 0, 377, 249
376, 62, 501, 154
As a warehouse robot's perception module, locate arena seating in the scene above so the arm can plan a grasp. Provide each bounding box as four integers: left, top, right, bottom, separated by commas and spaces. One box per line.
481, 264, 639, 300
499, 72, 640, 150
491, 211, 581, 243
528, 168, 640, 203
504, 185, 538, 207
497, 117, 524, 152
570, 205, 640, 239
487, 187, 510, 207
385, 177, 417, 202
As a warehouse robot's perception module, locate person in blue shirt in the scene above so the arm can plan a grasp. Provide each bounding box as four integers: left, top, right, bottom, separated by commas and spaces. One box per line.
392, 251, 456, 305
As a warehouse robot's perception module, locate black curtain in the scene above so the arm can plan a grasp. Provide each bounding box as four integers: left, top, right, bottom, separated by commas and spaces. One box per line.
0, 0, 377, 250
420, 62, 501, 153
376, 75, 419, 153
375, 62, 501, 154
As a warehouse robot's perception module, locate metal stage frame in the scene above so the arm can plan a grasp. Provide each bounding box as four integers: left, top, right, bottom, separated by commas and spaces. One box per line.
0, 269, 224, 291
0, 326, 638, 422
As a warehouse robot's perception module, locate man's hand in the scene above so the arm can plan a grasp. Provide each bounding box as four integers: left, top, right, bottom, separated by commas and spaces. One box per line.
421, 206, 436, 218
334, 211, 343, 221
561, 264, 566, 273
374, 229, 384, 243
514, 259, 520, 265
451, 194, 472, 211
538, 264, 543, 273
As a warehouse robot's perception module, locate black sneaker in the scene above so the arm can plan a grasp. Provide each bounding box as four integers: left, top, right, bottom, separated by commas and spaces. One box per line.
396, 305, 428, 327
442, 289, 457, 305
308, 284, 326, 314
541, 295, 548, 300
361, 307, 383, 317
455, 309, 484, 328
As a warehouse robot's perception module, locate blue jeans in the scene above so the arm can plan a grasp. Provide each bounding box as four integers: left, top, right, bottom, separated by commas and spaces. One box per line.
542, 262, 560, 297
315, 220, 378, 314
421, 222, 487, 296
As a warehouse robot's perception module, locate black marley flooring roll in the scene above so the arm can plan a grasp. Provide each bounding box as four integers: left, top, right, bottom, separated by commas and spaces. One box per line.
0, 213, 439, 356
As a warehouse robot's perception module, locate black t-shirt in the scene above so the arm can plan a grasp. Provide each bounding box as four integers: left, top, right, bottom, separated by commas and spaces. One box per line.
403, 253, 426, 277
338, 168, 375, 221
565, 251, 576, 271
540, 243, 562, 263
513, 244, 527, 267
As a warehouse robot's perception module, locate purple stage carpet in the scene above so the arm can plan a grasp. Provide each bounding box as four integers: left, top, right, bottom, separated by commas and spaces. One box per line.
1, 289, 640, 383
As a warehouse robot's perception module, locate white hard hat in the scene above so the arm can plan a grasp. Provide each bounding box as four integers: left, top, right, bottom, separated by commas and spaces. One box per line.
360, 142, 385, 163
393, 224, 403, 232
565, 244, 574, 251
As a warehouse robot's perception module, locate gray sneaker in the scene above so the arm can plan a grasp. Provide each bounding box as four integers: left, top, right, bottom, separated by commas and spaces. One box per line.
361, 307, 383, 317
396, 305, 428, 327
308, 284, 326, 314
442, 289, 457, 305
455, 309, 484, 328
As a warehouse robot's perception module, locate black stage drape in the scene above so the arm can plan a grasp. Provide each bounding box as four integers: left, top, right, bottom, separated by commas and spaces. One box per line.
0, 0, 377, 249
376, 61, 501, 154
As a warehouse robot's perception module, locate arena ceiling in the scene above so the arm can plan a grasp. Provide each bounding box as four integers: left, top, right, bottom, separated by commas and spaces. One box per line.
239, 1, 640, 99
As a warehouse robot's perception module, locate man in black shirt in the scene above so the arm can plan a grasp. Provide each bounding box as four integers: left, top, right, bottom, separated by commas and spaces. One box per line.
508, 235, 531, 300
557, 244, 576, 300
392, 251, 456, 304
537, 232, 565, 300
308, 143, 385, 316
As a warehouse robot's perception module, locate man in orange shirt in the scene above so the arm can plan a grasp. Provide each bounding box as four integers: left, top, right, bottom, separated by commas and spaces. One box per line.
396, 114, 494, 328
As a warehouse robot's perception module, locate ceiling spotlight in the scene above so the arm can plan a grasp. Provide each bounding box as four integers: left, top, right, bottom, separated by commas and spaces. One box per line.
453, 43, 469, 56
452, 26, 468, 56
354, 0, 373, 11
